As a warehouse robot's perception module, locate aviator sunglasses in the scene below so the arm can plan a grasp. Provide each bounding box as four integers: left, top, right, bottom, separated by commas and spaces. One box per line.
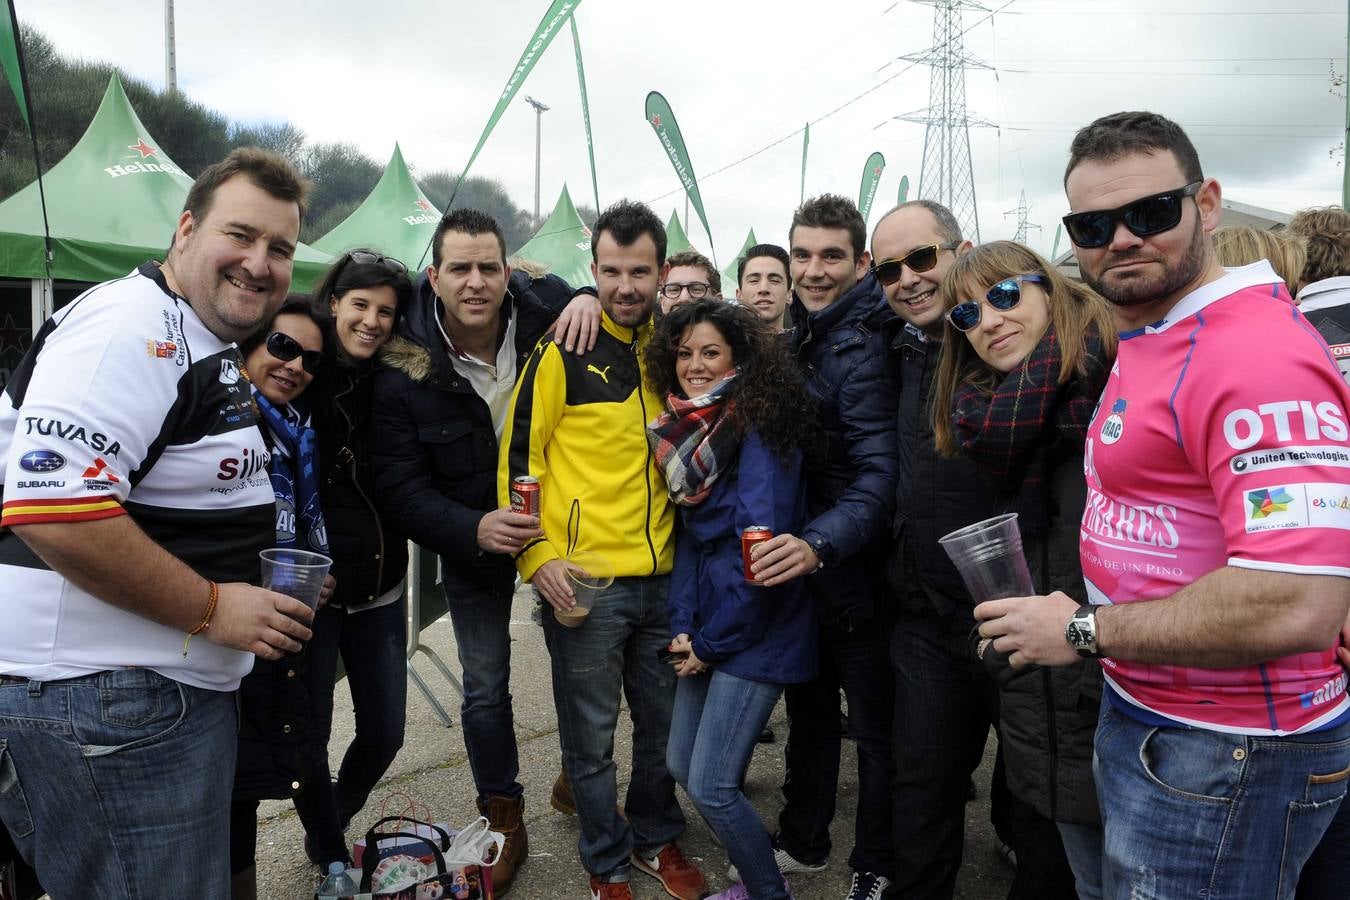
946, 274, 1046, 332
266, 331, 325, 374
1061, 181, 1203, 249
871, 242, 959, 285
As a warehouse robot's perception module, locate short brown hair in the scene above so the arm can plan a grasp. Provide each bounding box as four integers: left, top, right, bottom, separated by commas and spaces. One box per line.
1211, 226, 1305, 297
183, 147, 311, 225
665, 249, 720, 294
1287, 206, 1350, 286
1065, 111, 1203, 187
791, 194, 866, 261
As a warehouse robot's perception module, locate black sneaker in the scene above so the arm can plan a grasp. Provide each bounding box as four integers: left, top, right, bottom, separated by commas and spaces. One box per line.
844, 870, 892, 900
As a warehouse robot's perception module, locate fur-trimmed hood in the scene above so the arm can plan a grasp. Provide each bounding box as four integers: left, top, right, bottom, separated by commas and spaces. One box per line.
379, 335, 433, 382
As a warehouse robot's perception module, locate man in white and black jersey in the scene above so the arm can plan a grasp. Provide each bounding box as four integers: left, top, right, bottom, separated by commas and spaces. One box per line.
0, 148, 314, 898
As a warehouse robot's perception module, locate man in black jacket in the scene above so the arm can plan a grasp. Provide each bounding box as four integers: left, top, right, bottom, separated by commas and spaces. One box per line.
370, 209, 596, 895
751, 194, 899, 900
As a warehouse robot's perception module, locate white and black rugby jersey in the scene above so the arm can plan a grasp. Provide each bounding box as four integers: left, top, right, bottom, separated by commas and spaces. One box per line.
0, 262, 273, 691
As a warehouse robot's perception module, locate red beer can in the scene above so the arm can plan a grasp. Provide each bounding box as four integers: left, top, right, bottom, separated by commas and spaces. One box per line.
511, 476, 541, 518
742, 525, 773, 585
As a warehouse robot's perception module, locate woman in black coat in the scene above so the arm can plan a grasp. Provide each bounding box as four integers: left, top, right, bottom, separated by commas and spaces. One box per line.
932, 241, 1117, 900
291, 250, 414, 870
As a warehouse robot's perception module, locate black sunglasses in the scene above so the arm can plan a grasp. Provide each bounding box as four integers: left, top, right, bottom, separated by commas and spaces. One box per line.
342, 249, 408, 276
871, 243, 959, 285
266, 331, 324, 374
946, 274, 1046, 332
1062, 182, 1203, 249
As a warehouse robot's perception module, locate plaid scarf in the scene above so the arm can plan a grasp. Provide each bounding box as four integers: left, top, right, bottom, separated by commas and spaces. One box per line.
647, 372, 741, 507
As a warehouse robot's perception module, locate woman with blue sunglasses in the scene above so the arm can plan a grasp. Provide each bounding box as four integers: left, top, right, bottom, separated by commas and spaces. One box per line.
931, 240, 1117, 900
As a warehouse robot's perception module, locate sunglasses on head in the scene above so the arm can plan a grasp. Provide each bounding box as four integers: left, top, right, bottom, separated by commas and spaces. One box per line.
1061, 181, 1203, 249
871, 242, 959, 285
266, 331, 324, 374
341, 249, 408, 276
945, 274, 1046, 333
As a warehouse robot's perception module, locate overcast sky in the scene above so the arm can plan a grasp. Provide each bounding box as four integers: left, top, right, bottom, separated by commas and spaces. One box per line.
18, 0, 1348, 265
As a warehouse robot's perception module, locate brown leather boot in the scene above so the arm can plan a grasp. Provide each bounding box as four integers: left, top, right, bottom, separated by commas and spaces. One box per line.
478, 794, 527, 896
550, 768, 576, 816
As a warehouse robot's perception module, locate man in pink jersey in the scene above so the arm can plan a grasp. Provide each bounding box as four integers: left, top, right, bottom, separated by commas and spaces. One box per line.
973, 111, 1350, 897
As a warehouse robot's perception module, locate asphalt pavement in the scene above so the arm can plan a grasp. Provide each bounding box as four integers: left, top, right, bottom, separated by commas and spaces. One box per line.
254, 586, 1014, 899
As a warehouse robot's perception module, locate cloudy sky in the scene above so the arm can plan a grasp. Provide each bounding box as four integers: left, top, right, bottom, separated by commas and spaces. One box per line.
18, 0, 1348, 265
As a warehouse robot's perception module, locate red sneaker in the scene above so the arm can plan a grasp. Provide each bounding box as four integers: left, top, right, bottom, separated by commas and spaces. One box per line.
631, 842, 709, 900
589, 875, 635, 899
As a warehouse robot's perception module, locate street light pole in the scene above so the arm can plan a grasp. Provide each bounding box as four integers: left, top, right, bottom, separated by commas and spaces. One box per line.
525, 96, 550, 225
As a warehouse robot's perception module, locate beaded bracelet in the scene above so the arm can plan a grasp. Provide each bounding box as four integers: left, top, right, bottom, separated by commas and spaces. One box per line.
181, 580, 219, 658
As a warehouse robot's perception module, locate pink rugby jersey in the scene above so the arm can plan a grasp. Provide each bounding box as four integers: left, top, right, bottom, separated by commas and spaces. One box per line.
1081, 261, 1350, 735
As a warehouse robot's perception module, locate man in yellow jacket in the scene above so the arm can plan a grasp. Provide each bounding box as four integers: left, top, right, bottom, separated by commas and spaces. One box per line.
499, 200, 708, 900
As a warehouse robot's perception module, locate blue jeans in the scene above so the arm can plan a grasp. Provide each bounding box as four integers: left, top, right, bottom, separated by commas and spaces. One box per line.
443, 580, 522, 803
779, 616, 894, 878
543, 575, 684, 878
1094, 702, 1350, 899
0, 669, 237, 899
1057, 821, 1105, 900
294, 598, 408, 864
667, 670, 786, 900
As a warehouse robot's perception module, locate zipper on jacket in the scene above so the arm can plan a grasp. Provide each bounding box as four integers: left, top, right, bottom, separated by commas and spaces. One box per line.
333, 374, 386, 596
633, 333, 659, 574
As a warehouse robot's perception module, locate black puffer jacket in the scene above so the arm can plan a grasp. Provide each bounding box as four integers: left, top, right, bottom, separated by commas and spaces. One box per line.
370, 267, 571, 595
234, 653, 309, 801
787, 273, 899, 627
886, 322, 998, 621
312, 358, 407, 607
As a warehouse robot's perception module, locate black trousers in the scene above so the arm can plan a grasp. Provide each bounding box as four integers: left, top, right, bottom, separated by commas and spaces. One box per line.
778, 615, 896, 879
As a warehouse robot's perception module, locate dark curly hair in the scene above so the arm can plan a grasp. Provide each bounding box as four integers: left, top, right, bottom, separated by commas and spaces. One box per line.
644, 299, 823, 464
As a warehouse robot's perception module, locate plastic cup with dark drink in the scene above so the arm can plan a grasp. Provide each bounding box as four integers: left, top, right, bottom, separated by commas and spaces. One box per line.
259, 548, 333, 611
938, 513, 1034, 602
554, 550, 615, 628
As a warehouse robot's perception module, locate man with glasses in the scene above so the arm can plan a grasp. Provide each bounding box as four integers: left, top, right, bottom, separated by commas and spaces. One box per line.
659, 249, 721, 314
750, 194, 898, 900
371, 209, 599, 894
975, 111, 1350, 896
736, 243, 793, 331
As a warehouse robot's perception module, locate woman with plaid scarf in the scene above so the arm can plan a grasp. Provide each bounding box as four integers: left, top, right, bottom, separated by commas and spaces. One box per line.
644, 300, 824, 900
930, 241, 1117, 900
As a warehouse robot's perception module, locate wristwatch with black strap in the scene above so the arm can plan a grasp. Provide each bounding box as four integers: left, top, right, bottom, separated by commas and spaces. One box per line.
1065, 604, 1103, 659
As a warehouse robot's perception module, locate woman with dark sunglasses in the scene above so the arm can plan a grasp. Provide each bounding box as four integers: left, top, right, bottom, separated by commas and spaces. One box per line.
230, 297, 334, 899
930, 241, 1117, 900
291, 249, 415, 872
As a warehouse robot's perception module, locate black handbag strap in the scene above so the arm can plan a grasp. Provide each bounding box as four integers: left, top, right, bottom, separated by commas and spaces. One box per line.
358, 830, 450, 892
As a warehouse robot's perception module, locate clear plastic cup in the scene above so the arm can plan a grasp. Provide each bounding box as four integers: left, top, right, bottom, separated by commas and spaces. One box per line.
937, 513, 1035, 603
259, 548, 333, 611
553, 550, 616, 628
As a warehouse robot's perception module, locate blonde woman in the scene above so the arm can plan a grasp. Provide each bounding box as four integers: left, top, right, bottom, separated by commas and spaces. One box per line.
1212, 225, 1305, 298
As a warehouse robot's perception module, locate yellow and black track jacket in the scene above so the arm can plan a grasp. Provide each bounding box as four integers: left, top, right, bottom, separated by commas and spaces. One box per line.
498, 313, 675, 581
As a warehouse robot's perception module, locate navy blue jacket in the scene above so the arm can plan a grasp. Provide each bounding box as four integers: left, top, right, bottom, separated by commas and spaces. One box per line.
667, 431, 818, 685
788, 273, 899, 626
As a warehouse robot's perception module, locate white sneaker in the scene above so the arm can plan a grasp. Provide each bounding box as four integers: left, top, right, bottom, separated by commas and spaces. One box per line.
726, 844, 827, 882
843, 870, 892, 900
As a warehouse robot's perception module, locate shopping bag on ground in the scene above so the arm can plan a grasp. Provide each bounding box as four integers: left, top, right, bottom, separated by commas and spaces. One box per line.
321, 816, 504, 899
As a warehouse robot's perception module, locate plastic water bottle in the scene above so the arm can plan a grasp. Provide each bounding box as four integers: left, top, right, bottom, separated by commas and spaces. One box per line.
316, 861, 358, 899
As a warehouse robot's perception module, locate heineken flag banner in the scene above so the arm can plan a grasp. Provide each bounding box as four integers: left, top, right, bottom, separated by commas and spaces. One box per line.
1, 0, 30, 129
646, 91, 714, 259
800, 123, 810, 203
857, 151, 885, 221
450, 0, 580, 202
898, 174, 910, 204
569, 15, 601, 214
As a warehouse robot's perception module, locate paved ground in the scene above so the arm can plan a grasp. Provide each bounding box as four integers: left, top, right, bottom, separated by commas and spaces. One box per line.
255, 587, 1014, 899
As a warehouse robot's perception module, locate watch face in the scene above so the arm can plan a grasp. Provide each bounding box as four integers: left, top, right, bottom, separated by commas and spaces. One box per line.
1066, 620, 1092, 647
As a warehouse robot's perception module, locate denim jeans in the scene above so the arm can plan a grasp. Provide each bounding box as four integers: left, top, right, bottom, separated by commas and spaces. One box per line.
1057, 821, 1105, 900
1095, 702, 1350, 899
667, 670, 786, 900
0, 669, 238, 899
443, 580, 522, 803
543, 575, 684, 878
294, 597, 408, 864
779, 614, 895, 878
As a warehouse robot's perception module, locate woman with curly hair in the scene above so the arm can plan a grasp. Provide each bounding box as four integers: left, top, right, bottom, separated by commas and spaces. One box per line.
644, 299, 822, 900
932, 240, 1117, 900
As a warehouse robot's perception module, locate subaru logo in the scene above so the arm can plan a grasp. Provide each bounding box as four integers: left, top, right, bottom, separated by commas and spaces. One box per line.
19, 449, 66, 472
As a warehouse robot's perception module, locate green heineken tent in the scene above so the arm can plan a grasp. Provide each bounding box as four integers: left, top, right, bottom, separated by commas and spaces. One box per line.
312, 143, 440, 273
512, 185, 594, 288
666, 210, 693, 257
0, 74, 330, 290
721, 228, 758, 296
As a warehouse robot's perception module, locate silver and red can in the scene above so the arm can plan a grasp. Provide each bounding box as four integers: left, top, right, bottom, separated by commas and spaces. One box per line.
511, 476, 541, 518
742, 525, 773, 585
